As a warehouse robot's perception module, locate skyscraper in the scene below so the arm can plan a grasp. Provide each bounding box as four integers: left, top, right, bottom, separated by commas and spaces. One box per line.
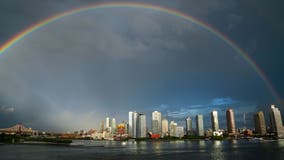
128, 111, 138, 138
152, 111, 162, 135
111, 118, 116, 133
136, 113, 147, 138
176, 126, 184, 138
211, 110, 219, 132
243, 112, 246, 129
100, 121, 104, 132
254, 111, 266, 135
269, 105, 284, 137
128, 112, 133, 137
226, 109, 236, 135
196, 115, 204, 136
170, 121, 177, 137
106, 117, 110, 128
162, 119, 169, 137
186, 116, 192, 135
124, 121, 128, 134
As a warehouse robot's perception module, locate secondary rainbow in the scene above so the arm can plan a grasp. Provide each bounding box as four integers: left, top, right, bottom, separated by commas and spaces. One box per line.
0, 2, 282, 105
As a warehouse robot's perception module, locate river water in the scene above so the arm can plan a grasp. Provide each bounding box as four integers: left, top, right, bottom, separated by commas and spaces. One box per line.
1, 139, 283, 160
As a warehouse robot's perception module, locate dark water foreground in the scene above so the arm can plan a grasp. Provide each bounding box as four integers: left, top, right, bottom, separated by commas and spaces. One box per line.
1, 139, 284, 160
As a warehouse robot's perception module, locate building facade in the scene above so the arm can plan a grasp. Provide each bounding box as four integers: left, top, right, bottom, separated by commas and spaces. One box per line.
162, 119, 169, 137
211, 110, 219, 132
186, 116, 192, 135
136, 113, 147, 138
176, 126, 185, 138
196, 115, 204, 136
226, 109, 236, 135
269, 105, 284, 138
106, 117, 110, 129
128, 111, 138, 138
254, 111, 266, 135
111, 118, 116, 133
170, 121, 177, 137
100, 121, 104, 132
152, 111, 162, 135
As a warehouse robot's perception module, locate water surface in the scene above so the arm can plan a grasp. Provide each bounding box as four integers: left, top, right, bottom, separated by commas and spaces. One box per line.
0, 140, 283, 160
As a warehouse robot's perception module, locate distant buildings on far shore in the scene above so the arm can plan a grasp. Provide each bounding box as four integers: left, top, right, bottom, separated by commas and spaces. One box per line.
2, 105, 284, 139
96, 105, 284, 139
126, 105, 284, 139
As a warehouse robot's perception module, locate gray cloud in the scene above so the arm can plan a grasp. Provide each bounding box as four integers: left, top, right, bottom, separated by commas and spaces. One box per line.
227, 14, 242, 30
164, 97, 237, 119
0, 106, 15, 113
210, 97, 236, 106
156, 97, 259, 129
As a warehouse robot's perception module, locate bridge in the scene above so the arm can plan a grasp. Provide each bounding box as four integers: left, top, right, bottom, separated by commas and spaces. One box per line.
0, 124, 34, 135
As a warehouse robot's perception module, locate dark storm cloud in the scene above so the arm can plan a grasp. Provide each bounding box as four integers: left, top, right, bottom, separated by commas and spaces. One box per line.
0, 0, 238, 45
0, 0, 283, 131
0, 0, 104, 44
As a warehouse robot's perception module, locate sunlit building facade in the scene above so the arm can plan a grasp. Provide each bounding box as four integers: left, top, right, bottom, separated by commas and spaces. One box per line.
152, 111, 162, 135
128, 111, 138, 138
176, 126, 184, 138
211, 110, 219, 132
136, 113, 147, 138
111, 118, 116, 133
269, 105, 284, 138
226, 109, 236, 135
170, 121, 177, 137
254, 111, 266, 135
106, 117, 110, 129
162, 119, 169, 137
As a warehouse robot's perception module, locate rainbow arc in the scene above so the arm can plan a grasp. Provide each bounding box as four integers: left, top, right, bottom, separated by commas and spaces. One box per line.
0, 2, 281, 106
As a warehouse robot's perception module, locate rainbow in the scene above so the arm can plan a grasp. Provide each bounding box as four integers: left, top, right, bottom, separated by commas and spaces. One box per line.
0, 2, 282, 105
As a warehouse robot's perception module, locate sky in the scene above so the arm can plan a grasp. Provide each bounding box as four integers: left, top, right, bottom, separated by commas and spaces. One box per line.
0, 0, 284, 132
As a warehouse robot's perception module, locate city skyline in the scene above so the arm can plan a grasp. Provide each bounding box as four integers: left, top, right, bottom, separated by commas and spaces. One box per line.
0, 1, 284, 132
1, 104, 284, 139
96, 105, 282, 137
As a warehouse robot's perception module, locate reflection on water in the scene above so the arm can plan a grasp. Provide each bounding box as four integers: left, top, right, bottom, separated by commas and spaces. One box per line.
229, 139, 238, 149
213, 140, 222, 148
198, 140, 205, 147
211, 141, 224, 160
184, 140, 192, 147
278, 139, 284, 147
121, 141, 127, 146
152, 141, 162, 154
197, 140, 206, 153
1, 140, 284, 160
136, 141, 147, 151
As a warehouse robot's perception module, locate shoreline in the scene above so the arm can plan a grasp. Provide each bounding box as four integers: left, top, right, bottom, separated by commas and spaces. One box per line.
21, 141, 71, 146
0, 135, 280, 146
0, 138, 279, 147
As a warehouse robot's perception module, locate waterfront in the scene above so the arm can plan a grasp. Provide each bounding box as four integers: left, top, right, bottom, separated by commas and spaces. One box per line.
1, 140, 284, 160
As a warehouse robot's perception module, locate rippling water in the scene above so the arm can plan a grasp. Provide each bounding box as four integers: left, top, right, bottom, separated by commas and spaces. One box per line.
1, 140, 284, 160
